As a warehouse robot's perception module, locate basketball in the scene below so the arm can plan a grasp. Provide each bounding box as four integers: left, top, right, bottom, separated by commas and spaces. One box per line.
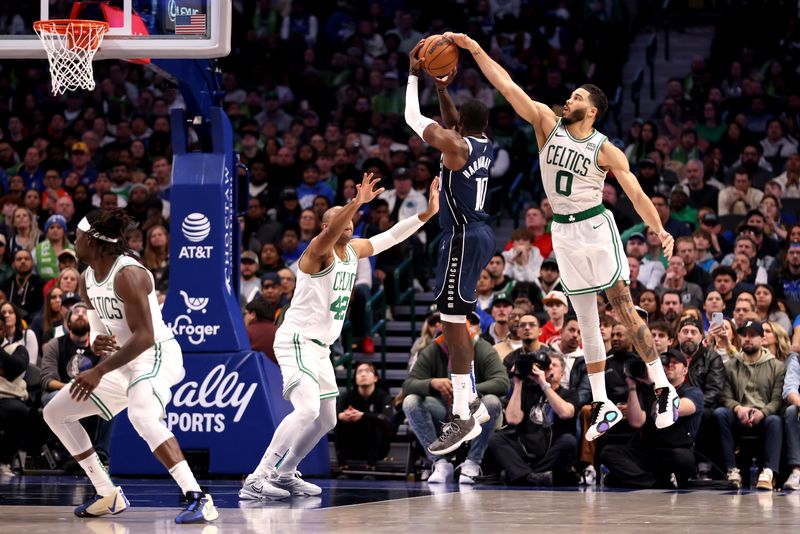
420, 34, 459, 78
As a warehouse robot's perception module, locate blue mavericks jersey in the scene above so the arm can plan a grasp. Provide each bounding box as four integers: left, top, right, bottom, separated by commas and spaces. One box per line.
439, 136, 493, 229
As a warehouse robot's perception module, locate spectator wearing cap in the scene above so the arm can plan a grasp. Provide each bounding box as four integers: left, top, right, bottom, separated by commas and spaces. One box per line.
372, 70, 403, 116
297, 164, 335, 210
535, 257, 563, 295
669, 183, 699, 228
379, 167, 428, 229
636, 156, 673, 198
600, 350, 703, 488
245, 299, 279, 363
685, 159, 721, 211
63, 142, 97, 186
621, 193, 692, 244
718, 169, 764, 216
239, 251, 261, 313
481, 297, 514, 345
540, 291, 569, 344
505, 207, 553, 259
502, 228, 544, 284
714, 320, 785, 489
259, 272, 285, 323
625, 231, 666, 289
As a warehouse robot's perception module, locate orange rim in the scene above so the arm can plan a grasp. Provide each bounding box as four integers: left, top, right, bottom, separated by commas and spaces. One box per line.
34, 19, 110, 36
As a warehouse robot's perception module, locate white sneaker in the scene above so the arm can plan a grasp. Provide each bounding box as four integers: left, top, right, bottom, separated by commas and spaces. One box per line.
0, 463, 15, 477
238, 474, 291, 500
727, 468, 742, 488
653, 384, 680, 429
458, 460, 481, 485
757, 468, 774, 491
585, 401, 623, 441
581, 465, 597, 486
427, 460, 453, 484
271, 471, 322, 496
784, 469, 800, 491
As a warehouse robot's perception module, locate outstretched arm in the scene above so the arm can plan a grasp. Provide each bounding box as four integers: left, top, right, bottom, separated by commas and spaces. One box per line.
445, 32, 557, 138
300, 172, 384, 274
435, 69, 459, 129
601, 143, 674, 259
351, 178, 440, 258
405, 40, 468, 168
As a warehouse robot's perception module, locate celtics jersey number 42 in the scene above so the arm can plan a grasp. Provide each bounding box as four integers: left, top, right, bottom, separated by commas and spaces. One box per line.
278, 244, 358, 346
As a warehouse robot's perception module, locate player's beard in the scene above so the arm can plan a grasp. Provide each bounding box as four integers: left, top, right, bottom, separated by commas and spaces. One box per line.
561, 107, 586, 125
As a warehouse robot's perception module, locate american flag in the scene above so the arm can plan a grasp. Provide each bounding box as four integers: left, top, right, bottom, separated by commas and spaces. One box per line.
175, 14, 206, 35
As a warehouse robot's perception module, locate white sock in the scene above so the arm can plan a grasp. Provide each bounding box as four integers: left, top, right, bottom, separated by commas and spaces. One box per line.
468, 361, 478, 402
646, 358, 670, 388
451, 373, 471, 419
255, 447, 289, 478
78, 454, 115, 496
588, 372, 609, 402
168, 460, 202, 494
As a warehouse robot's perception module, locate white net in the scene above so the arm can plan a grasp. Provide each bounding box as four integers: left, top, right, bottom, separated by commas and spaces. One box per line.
33, 20, 109, 95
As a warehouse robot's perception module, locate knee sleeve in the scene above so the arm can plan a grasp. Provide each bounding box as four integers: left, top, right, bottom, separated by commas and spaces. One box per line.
42, 389, 95, 455
319, 398, 338, 432
127, 382, 173, 451
287, 378, 322, 425
569, 292, 604, 364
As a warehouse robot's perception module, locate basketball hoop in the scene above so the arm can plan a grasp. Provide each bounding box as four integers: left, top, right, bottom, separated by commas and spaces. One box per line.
33, 20, 110, 95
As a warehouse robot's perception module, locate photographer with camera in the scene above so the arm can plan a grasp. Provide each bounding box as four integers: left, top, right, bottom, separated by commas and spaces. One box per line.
600, 350, 703, 488
488, 348, 579, 486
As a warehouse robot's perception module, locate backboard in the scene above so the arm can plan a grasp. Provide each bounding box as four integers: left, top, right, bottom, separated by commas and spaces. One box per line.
0, 1, 230, 59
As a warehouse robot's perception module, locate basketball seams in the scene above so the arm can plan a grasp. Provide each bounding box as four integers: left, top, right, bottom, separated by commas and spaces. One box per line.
422, 35, 458, 77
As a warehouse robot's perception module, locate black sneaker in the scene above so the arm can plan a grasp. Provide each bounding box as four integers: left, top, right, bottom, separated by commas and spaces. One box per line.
427, 415, 482, 456
525, 471, 553, 486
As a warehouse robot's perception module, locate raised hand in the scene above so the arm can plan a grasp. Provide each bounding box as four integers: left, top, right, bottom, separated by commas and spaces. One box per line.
420, 177, 440, 222
409, 39, 426, 74
443, 32, 479, 53
435, 67, 457, 88
658, 229, 674, 259
355, 172, 385, 205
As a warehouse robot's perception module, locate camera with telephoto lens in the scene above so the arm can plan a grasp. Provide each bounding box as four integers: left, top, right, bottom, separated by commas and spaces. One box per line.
514, 349, 552, 379
625, 359, 648, 381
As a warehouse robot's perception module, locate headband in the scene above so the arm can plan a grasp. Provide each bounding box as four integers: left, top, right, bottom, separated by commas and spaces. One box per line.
77, 217, 118, 243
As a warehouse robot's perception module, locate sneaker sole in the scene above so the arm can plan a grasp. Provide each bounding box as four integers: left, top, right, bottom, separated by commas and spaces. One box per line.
427, 424, 482, 456
238, 488, 290, 501
756, 482, 773, 491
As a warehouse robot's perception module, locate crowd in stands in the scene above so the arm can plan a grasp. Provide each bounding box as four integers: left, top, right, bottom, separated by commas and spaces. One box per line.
0, 1, 798, 492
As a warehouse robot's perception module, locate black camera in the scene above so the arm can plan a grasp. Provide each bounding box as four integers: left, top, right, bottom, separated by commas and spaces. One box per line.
625, 359, 648, 381
514, 350, 551, 379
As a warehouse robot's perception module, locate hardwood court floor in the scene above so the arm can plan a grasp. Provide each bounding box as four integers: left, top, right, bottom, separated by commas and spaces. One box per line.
1, 476, 798, 533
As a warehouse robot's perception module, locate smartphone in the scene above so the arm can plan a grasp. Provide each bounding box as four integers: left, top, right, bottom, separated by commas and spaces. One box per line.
711, 312, 723, 327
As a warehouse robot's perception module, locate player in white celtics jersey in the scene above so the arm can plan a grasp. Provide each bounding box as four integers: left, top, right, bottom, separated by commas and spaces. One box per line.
448, 32, 680, 441
42, 209, 218, 524
240, 172, 440, 501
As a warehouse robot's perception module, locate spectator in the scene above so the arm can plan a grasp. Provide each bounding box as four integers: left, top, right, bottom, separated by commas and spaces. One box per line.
2, 250, 44, 320
649, 321, 675, 354
674, 236, 712, 289
259, 272, 285, 323
708, 317, 741, 363
718, 169, 764, 216
601, 351, 703, 488
621, 193, 692, 243
539, 291, 568, 344
755, 284, 792, 333
482, 297, 513, 345
244, 299, 278, 364
493, 307, 525, 361
486, 253, 515, 300
728, 145, 773, 189
258, 243, 286, 276
762, 321, 793, 362
660, 289, 684, 325
0, 313, 29, 477
770, 242, 800, 318
733, 293, 759, 327
685, 159, 720, 210
702, 289, 726, 329
712, 265, 739, 316
33, 214, 73, 282
625, 232, 666, 289
30, 286, 65, 346
638, 289, 662, 323
715, 320, 785, 489
297, 164, 335, 210
657, 256, 704, 309
408, 313, 441, 372
773, 153, 800, 198
401, 330, 508, 484
239, 250, 261, 312
668, 184, 698, 228
551, 315, 590, 407
335, 362, 393, 474
693, 228, 720, 273
277, 268, 296, 302
142, 225, 169, 294
488, 352, 579, 486
9, 206, 40, 254
502, 228, 544, 283
534, 258, 563, 295
475, 269, 495, 314
782, 351, 800, 490
505, 207, 553, 259
39, 303, 95, 405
